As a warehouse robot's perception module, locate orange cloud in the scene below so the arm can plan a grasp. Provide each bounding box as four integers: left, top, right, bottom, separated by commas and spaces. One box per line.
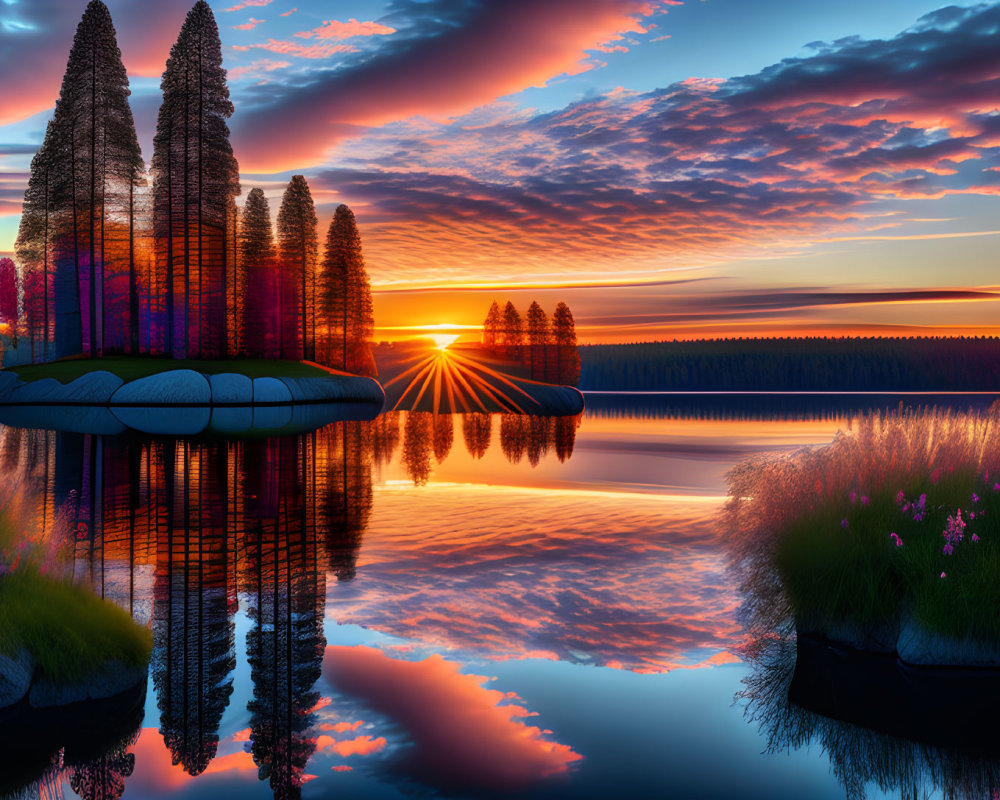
295, 19, 397, 40
228, 58, 291, 80
317, 733, 388, 757
322, 645, 582, 791
232, 39, 358, 58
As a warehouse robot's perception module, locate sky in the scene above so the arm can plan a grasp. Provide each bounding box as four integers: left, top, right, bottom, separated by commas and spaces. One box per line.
1, 0, 1000, 342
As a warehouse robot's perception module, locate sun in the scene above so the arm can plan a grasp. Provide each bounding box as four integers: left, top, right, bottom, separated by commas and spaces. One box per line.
429, 333, 460, 350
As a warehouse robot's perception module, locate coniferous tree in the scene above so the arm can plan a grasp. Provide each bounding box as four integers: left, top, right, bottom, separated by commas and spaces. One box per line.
320, 204, 373, 374
18, 2, 143, 359
482, 301, 501, 353
152, 0, 239, 358
239, 188, 278, 357
277, 176, 318, 361
15, 126, 54, 361
526, 300, 549, 379
552, 301, 580, 386
502, 301, 524, 359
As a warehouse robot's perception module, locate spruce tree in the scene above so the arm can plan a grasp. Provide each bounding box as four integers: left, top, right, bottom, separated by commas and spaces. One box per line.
0, 259, 17, 327
276, 176, 318, 361
152, 0, 239, 358
502, 301, 524, 359
240, 188, 277, 357
15, 127, 54, 361
526, 300, 549, 379
19, 1, 143, 359
320, 204, 373, 373
482, 301, 501, 352
552, 302, 580, 386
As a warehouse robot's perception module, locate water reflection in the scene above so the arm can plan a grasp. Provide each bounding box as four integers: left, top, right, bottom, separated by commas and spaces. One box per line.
0, 412, 585, 798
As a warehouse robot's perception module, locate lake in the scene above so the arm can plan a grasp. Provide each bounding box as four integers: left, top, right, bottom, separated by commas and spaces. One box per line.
3, 393, 999, 799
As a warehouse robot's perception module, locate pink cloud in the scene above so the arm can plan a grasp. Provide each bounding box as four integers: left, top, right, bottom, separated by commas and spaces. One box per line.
281, 8, 298, 17
233, 16, 265, 30
224, 0, 273, 11
228, 58, 291, 80
233, 39, 358, 58
323, 645, 582, 792
295, 18, 397, 40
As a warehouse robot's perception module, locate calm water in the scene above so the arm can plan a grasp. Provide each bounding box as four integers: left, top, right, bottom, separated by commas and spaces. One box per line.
3, 394, 999, 799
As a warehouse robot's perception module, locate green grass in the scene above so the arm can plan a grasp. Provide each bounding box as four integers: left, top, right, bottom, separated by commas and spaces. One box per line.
0, 568, 152, 684
5, 356, 333, 384
774, 471, 1000, 639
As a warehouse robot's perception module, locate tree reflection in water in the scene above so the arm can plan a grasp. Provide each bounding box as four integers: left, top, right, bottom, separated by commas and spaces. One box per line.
0, 410, 580, 797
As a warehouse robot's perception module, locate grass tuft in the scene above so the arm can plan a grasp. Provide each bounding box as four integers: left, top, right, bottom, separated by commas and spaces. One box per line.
0, 568, 152, 684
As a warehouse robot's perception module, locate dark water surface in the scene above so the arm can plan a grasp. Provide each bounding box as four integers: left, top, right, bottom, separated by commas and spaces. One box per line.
3, 396, 999, 799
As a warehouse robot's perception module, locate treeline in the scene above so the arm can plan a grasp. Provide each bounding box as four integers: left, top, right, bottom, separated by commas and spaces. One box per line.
10, 1, 373, 373
482, 300, 580, 385
580, 337, 1000, 391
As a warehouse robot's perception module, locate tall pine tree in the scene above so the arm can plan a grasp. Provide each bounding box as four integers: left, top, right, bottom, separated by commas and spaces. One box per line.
482, 301, 501, 352
151, 0, 239, 358
526, 300, 549, 379
276, 176, 318, 361
240, 187, 278, 358
18, 1, 143, 359
320, 204, 373, 374
552, 302, 580, 386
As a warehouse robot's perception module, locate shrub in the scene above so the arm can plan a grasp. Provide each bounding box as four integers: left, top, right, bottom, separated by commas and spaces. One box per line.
727, 406, 1000, 641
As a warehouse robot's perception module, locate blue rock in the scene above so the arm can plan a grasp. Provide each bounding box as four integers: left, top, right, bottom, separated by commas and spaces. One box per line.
253, 377, 293, 404
209, 373, 253, 404
57, 370, 123, 403
5, 378, 64, 403
110, 369, 211, 405
0, 649, 33, 710
280, 375, 385, 404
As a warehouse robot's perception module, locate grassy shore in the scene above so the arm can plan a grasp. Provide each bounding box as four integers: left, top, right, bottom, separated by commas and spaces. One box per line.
5, 356, 334, 384
0, 568, 152, 684
728, 407, 1000, 641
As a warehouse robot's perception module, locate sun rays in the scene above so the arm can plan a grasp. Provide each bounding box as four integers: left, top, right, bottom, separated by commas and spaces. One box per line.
384, 348, 541, 414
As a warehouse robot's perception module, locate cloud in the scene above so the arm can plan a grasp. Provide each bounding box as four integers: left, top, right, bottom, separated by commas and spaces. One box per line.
231, 0, 671, 170
322, 645, 582, 792
281, 3, 1000, 285
280, 8, 297, 17
224, 0, 273, 11
228, 58, 291, 81
232, 39, 359, 58
233, 16, 265, 31
295, 18, 397, 40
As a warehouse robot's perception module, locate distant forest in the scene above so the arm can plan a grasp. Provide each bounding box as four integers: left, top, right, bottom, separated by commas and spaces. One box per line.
580, 338, 1000, 391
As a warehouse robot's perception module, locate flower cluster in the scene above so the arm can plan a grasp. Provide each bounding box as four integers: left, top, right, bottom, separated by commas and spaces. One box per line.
942, 510, 966, 556
895, 490, 926, 522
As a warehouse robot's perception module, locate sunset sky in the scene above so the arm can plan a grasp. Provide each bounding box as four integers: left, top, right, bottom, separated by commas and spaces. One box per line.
2, 0, 1000, 342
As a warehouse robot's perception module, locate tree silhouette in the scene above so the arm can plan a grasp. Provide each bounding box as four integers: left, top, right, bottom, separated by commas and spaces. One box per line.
432, 413, 454, 463
240, 188, 278, 357
502, 301, 524, 360
320, 204, 373, 373
277, 176, 318, 361
152, 0, 239, 358
552, 302, 580, 386
482, 301, 501, 353
402, 411, 433, 485
526, 300, 549, 379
